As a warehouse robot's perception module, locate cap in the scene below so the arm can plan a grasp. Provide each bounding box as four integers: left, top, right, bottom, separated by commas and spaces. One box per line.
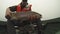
22, 0, 27, 2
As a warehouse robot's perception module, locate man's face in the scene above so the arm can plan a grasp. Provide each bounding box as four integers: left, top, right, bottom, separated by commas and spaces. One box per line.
21, 2, 27, 7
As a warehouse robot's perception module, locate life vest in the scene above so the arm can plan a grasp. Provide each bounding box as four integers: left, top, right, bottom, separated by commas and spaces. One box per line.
16, 4, 32, 12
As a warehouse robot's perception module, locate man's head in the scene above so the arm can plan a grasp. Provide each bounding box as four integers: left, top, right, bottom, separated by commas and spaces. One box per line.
20, 0, 28, 8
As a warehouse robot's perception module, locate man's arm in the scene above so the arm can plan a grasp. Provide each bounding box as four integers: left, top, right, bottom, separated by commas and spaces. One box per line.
5, 8, 11, 19
5, 5, 17, 19
5, 8, 11, 16
27, 4, 32, 11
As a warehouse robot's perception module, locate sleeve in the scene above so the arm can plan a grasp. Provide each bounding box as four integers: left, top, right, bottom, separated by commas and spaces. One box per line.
9, 6, 17, 12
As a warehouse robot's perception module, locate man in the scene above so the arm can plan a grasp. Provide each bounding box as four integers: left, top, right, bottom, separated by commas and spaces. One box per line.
5, 0, 32, 34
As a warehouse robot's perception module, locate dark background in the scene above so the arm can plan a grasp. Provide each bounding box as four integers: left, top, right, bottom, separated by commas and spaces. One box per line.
0, 17, 60, 34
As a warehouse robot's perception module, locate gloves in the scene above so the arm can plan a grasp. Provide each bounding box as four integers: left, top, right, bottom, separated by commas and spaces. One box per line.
5, 15, 11, 20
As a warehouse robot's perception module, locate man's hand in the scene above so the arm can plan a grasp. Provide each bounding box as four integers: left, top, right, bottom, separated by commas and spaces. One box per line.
5, 15, 11, 20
